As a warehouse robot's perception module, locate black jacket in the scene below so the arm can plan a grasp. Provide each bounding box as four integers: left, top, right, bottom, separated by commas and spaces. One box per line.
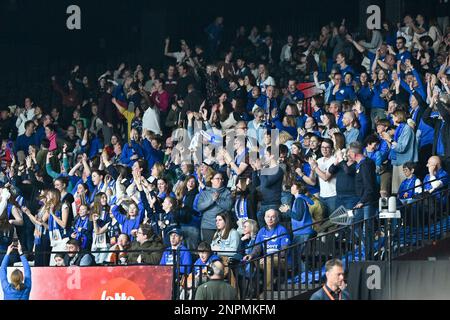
410, 91, 428, 132
252, 166, 284, 206
355, 157, 378, 204
329, 161, 357, 197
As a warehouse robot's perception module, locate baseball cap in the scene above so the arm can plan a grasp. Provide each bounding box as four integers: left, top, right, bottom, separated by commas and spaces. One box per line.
168, 228, 183, 237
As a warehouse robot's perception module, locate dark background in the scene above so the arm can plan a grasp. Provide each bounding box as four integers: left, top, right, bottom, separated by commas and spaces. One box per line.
0, 0, 441, 104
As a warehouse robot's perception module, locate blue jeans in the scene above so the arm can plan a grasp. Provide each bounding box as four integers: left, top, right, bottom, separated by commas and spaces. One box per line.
257, 204, 280, 229
336, 195, 359, 211
292, 233, 311, 255
320, 196, 337, 218
353, 204, 377, 259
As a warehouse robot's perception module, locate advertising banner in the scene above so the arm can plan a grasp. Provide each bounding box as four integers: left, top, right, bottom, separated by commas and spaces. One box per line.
0, 265, 173, 300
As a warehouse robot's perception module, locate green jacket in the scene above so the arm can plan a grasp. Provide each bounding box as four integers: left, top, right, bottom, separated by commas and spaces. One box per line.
128, 236, 165, 265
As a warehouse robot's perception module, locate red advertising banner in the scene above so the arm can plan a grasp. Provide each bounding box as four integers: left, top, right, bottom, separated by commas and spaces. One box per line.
298, 82, 322, 99
0, 266, 173, 300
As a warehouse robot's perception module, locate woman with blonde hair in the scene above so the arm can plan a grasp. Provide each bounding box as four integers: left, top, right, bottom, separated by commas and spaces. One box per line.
1, 242, 31, 300
381, 110, 418, 193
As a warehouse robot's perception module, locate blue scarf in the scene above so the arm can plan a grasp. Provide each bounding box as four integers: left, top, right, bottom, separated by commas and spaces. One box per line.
234, 195, 248, 220
409, 106, 419, 123
389, 123, 406, 161
398, 176, 417, 200
74, 216, 89, 249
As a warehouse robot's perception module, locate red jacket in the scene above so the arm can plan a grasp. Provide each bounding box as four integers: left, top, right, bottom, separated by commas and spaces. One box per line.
150, 90, 169, 113
52, 80, 81, 108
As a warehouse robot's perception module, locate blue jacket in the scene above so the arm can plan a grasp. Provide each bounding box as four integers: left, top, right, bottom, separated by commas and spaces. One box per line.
400, 69, 426, 101
424, 168, 449, 198
398, 176, 420, 200
111, 204, 144, 241
371, 80, 390, 109
417, 112, 438, 148
311, 110, 322, 124
328, 84, 356, 103
280, 90, 305, 110
120, 141, 145, 167
14, 133, 39, 154
376, 135, 390, 163
1, 255, 31, 300
254, 95, 278, 114
358, 113, 369, 141
88, 137, 103, 159
390, 124, 417, 166
160, 245, 192, 275
356, 85, 373, 109
273, 116, 297, 139
288, 194, 314, 236
339, 65, 355, 76
193, 254, 221, 276
142, 138, 164, 173
344, 127, 360, 147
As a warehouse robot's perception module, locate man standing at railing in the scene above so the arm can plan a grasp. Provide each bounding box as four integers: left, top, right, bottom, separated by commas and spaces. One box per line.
310, 259, 350, 300
347, 141, 378, 257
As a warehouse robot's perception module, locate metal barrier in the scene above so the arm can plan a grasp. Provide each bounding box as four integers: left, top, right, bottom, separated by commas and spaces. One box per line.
2, 183, 448, 300
171, 182, 450, 300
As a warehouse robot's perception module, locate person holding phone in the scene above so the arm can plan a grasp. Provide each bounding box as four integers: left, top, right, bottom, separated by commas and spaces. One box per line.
0, 242, 31, 300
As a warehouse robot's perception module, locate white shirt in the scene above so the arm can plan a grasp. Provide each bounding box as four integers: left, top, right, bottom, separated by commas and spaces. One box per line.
317, 156, 337, 198
142, 107, 162, 135
172, 51, 186, 64
16, 108, 35, 136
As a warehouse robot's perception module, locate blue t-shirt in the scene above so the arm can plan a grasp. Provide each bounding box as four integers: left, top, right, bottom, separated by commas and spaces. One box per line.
396, 50, 412, 64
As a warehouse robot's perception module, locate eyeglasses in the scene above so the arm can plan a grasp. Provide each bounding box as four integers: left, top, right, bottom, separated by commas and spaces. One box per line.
213, 177, 224, 180
321, 146, 331, 150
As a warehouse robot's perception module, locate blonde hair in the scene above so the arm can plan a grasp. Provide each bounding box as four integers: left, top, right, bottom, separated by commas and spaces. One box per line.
11, 269, 24, 291
243, 219, 258, 238
279, 131, 294, 144
152, 163, 165, 179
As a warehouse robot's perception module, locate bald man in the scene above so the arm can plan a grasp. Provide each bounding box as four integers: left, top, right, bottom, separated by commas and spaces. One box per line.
194, 260, 237, 300
424, 156, 449, 194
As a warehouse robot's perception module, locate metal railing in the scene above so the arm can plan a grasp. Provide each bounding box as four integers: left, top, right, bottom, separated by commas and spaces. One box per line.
3, 182, 448, 300
171, 182, 450, 300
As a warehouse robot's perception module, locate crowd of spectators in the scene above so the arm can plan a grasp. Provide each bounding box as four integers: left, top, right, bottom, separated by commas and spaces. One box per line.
0, 10, 449, 298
